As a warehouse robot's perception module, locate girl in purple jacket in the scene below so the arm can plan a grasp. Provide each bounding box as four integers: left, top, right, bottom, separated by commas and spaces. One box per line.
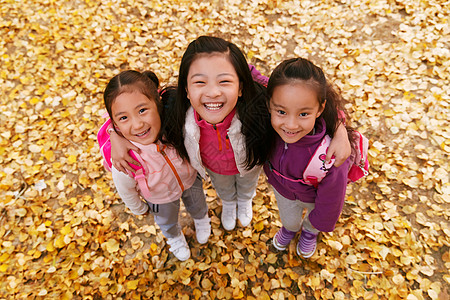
264, 58, 357, 258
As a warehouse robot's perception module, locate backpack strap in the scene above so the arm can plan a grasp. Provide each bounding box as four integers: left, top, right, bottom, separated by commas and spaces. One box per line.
98, 119, 113, 171
301, 135, 335, 188
128, 151, 151, 199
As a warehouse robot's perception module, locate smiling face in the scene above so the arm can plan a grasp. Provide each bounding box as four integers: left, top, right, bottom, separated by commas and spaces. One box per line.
270, 83, 325, 144
111, 91, 161, 145
186, 53, 242, 124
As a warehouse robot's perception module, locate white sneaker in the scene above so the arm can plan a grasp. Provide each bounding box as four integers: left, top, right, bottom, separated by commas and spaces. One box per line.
237, 200, 253, 227
221, 201, 236, 231
167, 234, 190, 261
193, 215, 211, 244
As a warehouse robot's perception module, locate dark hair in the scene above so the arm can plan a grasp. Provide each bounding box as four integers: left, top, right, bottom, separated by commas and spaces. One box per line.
164, 36, 271, 168
104, 70, 162, 120
267, 57, 354, 142
103, 70, 177, 144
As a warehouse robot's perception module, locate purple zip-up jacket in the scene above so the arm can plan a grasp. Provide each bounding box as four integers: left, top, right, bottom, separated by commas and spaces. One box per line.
263, 118, 351, 232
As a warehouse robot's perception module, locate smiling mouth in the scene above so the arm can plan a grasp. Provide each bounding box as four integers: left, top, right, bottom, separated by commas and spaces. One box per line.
282, 129, 300, 136
204, 103, 223, 111
136, 128, 150, 137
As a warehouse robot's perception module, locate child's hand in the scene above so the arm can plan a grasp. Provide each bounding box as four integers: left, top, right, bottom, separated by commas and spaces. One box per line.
110, 131, 141, 173
327, 123, 351, 167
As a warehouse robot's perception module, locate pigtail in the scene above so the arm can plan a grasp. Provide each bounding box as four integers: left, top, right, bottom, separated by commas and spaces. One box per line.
322, 82, 357, 148
143, 71, 160, 88
321, 83, 341, 138
158, 86, 180, 148
159, 86, 177, 110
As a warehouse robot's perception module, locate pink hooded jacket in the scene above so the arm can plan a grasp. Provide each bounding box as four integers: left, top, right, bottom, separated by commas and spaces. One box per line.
112, 141, 197, 215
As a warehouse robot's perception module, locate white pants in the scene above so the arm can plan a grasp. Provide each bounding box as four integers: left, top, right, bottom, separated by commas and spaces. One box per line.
272, 187, 320, 234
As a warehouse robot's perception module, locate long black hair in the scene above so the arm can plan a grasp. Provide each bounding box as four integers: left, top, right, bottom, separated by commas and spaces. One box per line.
164, 36, 272, 168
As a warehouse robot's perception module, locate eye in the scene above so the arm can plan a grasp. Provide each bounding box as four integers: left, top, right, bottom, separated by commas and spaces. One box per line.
194, 80, 205, 84
277, 110, 286, 115
299, 112, 308, 117
119, 116, 127, 121
139, 108, 147, 114
220, 80, 231, 84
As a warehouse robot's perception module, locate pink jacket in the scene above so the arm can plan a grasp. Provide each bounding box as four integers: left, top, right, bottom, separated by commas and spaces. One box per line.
112, 141, 197, 215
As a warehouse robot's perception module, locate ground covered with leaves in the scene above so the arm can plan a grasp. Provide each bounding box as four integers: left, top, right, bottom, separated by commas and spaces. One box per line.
1, 0, 449, 299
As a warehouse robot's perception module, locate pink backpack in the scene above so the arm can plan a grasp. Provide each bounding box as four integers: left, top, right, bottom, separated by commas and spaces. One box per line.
97, 118, 152, 198
301, 132, 369, 188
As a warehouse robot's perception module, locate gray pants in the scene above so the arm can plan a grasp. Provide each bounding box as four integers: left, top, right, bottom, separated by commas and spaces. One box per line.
206, 166, 261, 205
273, 188, 319, 234
148, 175, 208, 238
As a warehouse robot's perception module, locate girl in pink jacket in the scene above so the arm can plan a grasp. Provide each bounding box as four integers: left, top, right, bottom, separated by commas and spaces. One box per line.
103, 70, 211, 261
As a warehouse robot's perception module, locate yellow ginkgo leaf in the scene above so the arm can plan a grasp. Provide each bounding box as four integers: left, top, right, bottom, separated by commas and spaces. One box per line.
125, 279, 140, 290
105, 239, 120, 253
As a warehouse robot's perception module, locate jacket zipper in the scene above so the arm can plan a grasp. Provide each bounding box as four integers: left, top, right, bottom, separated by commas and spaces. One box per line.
158, 145, 185, 192
279, 142, 288, 183
212, 124, 222, 151
225, 134, 230, 150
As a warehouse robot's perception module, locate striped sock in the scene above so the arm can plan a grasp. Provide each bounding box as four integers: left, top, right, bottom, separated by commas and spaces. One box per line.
273, 226, 296, 250
297, 229, 318, 258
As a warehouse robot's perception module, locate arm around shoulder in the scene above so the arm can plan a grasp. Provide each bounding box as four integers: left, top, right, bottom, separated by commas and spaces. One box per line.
110, 131, 141, 173
327, 123, 351, 167
111, 167, 149, 215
